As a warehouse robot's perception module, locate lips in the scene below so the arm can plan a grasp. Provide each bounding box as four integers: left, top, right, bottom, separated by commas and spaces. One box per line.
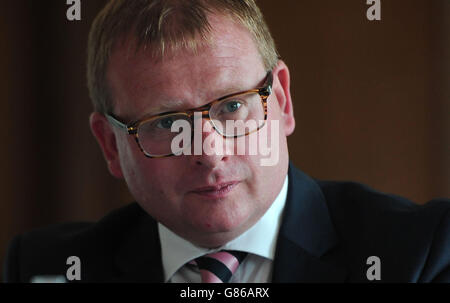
190, 181, 240, 199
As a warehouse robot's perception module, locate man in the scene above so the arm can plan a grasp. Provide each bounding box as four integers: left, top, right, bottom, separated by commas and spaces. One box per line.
3, 0, 450, 283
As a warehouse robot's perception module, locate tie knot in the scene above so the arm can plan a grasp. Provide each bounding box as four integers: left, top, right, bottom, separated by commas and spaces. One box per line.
191, 250, 248, 283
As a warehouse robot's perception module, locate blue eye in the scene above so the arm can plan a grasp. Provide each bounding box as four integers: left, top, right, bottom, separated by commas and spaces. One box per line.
156, 117, 175, 129
224, 101, 242, 113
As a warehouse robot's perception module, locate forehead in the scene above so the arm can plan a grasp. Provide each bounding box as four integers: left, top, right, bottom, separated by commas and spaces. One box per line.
106, 14, 266, 120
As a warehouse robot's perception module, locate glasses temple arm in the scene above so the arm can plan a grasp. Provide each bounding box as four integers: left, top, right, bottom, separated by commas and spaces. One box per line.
259, 71, 273, 97
105, 113, 130, 132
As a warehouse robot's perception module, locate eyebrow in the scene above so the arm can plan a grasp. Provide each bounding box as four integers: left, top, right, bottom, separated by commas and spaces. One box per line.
146, 99, 187, 115
138, 85, 245, 119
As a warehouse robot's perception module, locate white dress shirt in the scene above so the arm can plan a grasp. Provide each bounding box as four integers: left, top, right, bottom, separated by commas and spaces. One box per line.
158, 175, 288, 283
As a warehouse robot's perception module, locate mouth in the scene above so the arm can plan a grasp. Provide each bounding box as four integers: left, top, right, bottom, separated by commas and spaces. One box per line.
190, 181, 240, 199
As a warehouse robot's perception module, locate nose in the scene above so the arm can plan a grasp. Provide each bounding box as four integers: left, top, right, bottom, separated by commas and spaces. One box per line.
191, 117, 230, 168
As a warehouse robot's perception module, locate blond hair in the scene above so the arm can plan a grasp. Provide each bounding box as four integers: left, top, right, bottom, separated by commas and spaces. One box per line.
87, 0, 279, 114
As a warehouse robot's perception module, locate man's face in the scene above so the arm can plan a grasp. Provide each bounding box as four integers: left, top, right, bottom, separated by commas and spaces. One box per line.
94, 14, 295, 248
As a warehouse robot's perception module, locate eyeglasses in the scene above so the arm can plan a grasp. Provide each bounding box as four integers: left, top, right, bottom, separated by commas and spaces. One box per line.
105, 71, 273, 158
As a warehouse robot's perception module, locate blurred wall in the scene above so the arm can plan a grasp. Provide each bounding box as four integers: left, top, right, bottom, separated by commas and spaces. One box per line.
0, 0, 449, 280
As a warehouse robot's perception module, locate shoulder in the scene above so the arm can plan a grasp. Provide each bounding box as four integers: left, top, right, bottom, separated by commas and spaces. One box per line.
3, 202, 154, 282
316, 179, 450, 226
15, 202, 147, 253
316, 180, 450, 282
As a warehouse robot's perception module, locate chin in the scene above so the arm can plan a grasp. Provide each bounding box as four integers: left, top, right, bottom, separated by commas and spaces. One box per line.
190, 228, 245, 249
191, 216, 242, 234
191, 209, 258, 242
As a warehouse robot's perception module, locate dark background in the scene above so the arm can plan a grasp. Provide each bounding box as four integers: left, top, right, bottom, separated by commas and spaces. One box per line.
1, 0, 449, 281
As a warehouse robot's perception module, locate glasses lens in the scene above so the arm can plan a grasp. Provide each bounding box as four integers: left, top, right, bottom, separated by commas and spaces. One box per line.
210, 91, 265, 137
137, 114, 191, 156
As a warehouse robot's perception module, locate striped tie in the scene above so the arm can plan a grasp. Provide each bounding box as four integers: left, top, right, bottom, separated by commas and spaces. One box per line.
190, 250, 248, 283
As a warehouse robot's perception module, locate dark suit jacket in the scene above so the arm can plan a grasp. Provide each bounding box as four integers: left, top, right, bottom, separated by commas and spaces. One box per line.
3, 163, 450, 282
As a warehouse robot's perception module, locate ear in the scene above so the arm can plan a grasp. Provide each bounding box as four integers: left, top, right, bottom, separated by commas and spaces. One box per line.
89, 112, 124, 178
271, 60, 295, 136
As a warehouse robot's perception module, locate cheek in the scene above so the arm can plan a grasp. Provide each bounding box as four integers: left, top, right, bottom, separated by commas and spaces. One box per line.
253, 97, 289, 189
116, 136, 140, 177
115, 137, 165, 196
122, 154, 189, 204
267, 97, 284, 130
267, 97, 290, 151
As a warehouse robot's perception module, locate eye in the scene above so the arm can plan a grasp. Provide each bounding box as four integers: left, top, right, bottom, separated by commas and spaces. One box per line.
155, 116, 175, 129
223, 101, 242, 113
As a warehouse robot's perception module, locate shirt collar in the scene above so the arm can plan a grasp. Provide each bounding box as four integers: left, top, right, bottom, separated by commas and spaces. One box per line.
158, 175, 289, 282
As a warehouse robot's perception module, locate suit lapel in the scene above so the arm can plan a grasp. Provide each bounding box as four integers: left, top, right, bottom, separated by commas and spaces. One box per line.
112, 208, 164, 282
272, 163, 347, 282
